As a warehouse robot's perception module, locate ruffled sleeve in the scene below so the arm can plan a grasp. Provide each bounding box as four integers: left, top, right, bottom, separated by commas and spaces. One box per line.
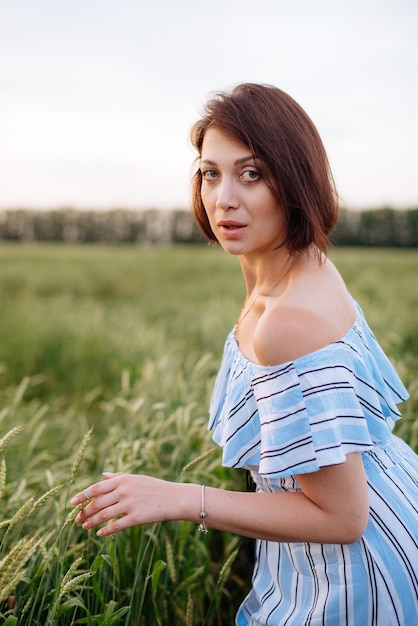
208, 303, 409, 478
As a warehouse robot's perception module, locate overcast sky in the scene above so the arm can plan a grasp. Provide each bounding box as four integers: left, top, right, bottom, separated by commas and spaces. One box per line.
1, 0, 417, 211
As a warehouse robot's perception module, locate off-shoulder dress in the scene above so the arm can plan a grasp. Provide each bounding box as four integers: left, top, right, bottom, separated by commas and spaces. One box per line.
209, 299, 418, 625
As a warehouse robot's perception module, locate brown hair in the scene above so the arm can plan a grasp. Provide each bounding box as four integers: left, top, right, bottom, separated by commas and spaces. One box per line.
190, 83, 338, 253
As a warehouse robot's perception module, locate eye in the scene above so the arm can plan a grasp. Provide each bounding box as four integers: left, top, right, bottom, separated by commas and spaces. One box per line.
201, 168, 219, 181
241, 169, 261, 182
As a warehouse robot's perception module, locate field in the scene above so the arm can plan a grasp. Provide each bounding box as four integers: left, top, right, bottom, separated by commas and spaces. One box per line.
0, 243, 417, 625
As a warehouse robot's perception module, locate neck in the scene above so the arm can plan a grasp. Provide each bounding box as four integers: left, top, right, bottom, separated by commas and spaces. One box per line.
236, 253, 299, 329
240, 250, 297, 297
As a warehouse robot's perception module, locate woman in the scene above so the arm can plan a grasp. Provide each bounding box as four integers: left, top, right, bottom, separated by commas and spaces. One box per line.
72, 84, 418, 625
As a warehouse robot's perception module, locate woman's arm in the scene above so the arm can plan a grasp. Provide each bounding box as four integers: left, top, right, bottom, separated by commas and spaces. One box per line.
71, 451, 369, 544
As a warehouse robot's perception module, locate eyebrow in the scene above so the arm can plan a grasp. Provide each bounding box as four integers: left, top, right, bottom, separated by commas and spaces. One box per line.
200, 156, 256, 166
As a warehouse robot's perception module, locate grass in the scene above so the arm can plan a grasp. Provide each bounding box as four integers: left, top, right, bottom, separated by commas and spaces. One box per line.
0, 243, 417, 624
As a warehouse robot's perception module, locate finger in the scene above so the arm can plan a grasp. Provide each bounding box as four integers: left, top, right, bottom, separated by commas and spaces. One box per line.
75, 490, 119, 524
70, 477, 118, 506
80, 502, 123, 531
97, 515, 136, 537
71, 490, 94, 506
70, 491, 90, 506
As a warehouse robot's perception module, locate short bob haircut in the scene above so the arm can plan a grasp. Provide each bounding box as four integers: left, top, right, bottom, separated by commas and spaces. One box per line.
190, 83, 338, 254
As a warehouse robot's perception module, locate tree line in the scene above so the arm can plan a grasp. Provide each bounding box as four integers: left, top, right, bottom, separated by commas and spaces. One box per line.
0, 207, 417, 247
332, 207, 418, 247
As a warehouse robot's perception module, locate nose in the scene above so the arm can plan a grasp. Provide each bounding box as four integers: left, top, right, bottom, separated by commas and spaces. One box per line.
215, 178, 239, 211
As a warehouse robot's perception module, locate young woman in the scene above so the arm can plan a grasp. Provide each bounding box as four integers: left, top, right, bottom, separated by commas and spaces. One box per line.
72, 84, 418, 625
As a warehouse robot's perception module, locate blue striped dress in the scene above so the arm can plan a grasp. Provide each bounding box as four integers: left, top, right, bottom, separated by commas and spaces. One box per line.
208, 300, 418, 625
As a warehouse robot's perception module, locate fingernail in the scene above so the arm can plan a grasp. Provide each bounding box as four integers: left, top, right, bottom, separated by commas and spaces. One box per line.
70, 497, 77, 505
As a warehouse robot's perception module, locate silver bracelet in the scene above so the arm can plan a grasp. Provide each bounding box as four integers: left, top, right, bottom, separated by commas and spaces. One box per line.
198, 484, 208, 534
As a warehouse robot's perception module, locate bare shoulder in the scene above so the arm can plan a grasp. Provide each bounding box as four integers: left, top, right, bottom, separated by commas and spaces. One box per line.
253, 259, 357, 366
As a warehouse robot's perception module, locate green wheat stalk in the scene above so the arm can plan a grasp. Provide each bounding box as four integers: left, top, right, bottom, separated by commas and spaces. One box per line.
0, 425, 24, 455
216, 547, 239, 589
59, 570, 95, 595
0, 535, 41, 602
186, 590, 194, 626
6, 497, 35, 528
0, 458, 6, 500
165, 536, 176, 584
32, 484, 64, 512
181, 447, 217, 474
70, 427, 93, 482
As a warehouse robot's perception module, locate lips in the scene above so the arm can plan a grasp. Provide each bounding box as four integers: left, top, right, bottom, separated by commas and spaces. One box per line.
217, 220, 247, 240
218, 220, 246, 229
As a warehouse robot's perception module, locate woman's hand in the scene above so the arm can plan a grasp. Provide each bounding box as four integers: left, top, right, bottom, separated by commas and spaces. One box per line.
71, 473, 188, 537
71, 453, 368, 543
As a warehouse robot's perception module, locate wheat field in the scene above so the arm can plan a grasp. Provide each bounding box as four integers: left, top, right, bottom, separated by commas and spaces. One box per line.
0, 243, 417, 625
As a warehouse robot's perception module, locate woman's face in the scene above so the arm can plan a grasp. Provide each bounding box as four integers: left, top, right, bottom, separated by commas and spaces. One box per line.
200, 128, 286, 257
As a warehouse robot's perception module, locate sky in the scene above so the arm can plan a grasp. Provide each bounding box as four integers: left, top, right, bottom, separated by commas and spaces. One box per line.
1, 0, 417, 211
